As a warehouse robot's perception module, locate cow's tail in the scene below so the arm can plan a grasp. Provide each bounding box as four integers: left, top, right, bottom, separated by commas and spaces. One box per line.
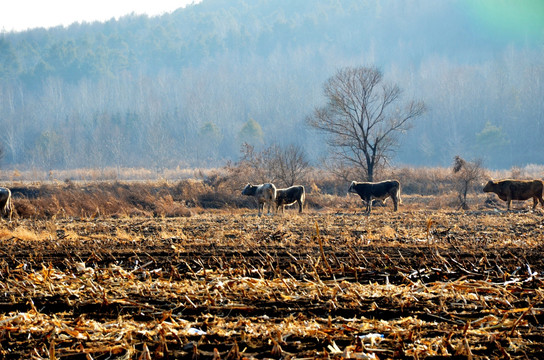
301, 187, 306, 205
8, 195, 13, 220
397, 182, 402, 205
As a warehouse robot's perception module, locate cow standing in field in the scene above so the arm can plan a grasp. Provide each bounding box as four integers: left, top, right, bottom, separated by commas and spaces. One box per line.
348, 180, 401, 214
242, 183, 277, 216
483, 179, 544, 210
0, 187, 13, 221
275, 185, 305, 213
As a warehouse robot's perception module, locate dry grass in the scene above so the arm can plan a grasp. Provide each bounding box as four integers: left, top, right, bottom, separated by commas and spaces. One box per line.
0, 225, 53, 241
0, 209, 543, 359
0, 164, 542, 220
2, 166, 216, 182
1, 165, 543, 359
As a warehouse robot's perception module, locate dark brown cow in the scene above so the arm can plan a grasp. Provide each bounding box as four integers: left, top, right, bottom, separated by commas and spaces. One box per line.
483, 179, 544, 210
348, 180, 401, 213
275, 185, 305, 213
242, 183, 277, 216
0, 187, 13, 221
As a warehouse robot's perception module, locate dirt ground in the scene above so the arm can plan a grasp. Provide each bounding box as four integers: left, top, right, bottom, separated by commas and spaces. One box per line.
0, 207, 543, 359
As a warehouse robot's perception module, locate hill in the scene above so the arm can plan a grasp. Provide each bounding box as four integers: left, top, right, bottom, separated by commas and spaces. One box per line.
0, 0, 543, 171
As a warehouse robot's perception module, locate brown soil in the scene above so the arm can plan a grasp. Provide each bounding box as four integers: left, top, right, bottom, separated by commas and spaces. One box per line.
0, 208, 543, 359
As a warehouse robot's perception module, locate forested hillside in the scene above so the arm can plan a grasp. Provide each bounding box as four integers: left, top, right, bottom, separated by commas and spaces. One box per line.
1, 0, 543, 172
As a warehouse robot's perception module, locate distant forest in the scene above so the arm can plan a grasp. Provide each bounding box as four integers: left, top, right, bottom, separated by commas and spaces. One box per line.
0, 0, 543, 173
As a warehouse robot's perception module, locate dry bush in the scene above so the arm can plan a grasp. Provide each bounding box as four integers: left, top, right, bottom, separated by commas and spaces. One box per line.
11, 182, 154, 219
508, 164, 544, 180
385, 167, 454, 195
522, 163, 544, 178
10, 180, 218, 218
305, 168, 347, 195
153, 195, 192, 217
3, 164, 527, 219
452, 156, 485, 210
11, 198, 37, 219
221, 161, 258, 191
174, 179, 212, 207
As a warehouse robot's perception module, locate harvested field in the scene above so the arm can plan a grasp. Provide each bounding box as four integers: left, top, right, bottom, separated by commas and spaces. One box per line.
0, 208, 544, 359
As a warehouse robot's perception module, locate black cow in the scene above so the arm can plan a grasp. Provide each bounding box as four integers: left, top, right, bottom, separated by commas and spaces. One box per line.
348, 180, 401, 213
275, 185, 305, 213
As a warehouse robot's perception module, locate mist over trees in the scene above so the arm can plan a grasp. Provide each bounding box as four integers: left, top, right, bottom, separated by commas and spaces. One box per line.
0, 0, 542, 173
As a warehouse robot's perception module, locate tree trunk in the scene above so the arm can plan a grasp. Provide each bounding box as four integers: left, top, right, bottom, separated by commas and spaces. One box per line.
367, 162, 374, 182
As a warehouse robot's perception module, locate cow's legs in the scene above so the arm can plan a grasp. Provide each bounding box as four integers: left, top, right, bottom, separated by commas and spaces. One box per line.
366, 198, 372, 213
507, 196, 512, 211
392, 196, 398, 211
298, 200, 303, 213
538, 196, 544, 208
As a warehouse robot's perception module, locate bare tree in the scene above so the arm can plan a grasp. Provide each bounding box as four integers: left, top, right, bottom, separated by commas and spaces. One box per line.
452, 155, 484, 210
237, 143, 310, 187
238, 143, 277, 184
272, 144, 310, 187
307, 66, 426, 181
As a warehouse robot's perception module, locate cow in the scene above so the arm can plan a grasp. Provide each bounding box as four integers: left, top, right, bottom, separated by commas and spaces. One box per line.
242, 183, 277, 216
348, 180, 401, 214
0, 187, 13, 221
483, 179, 544, 210
275, 185, 305, 213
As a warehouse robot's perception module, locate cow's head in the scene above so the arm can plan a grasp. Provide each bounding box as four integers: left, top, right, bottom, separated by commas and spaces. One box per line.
348, 181, 357, 194
242, 183, 257, 196
482, 180, 495, 193
242, 183, 252, 195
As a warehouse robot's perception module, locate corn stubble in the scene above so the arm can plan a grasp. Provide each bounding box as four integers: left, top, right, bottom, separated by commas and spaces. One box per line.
0, 208, 543, 359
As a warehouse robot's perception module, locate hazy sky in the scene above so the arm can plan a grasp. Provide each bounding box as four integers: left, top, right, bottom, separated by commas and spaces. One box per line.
1, 0, 200, 32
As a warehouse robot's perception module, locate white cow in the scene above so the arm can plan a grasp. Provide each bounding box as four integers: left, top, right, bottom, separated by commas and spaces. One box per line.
242, 183, 277, 216
0, 187, 13, 221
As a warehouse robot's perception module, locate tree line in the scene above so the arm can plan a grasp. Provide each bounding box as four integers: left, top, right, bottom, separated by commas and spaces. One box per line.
0, 0, 542, 174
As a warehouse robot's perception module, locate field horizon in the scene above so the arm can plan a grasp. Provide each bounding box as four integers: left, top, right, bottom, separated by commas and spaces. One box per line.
1, 164, 543, 220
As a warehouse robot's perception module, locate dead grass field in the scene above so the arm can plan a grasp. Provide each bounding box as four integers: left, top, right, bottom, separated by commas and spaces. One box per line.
0, 202, 543, 359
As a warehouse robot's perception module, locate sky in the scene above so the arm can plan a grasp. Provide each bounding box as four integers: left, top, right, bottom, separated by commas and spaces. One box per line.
0, 0, 201, 32
463, 0, 544, 44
